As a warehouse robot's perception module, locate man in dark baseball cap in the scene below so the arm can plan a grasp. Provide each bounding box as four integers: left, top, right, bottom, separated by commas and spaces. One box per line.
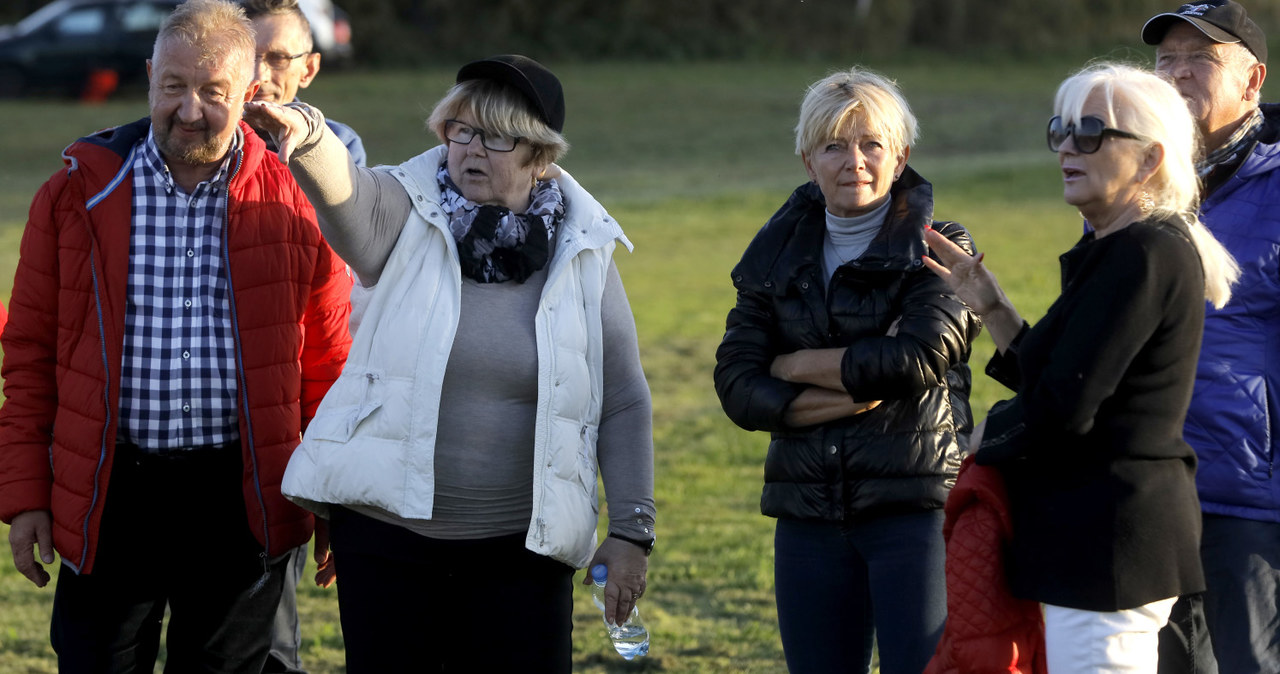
1143, 1, 1268, 153
1141, 2, 1280, 673
1142, 0, 1267, 63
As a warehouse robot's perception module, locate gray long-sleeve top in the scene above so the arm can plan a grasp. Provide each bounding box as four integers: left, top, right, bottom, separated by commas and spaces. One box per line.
286, 118, 655, 541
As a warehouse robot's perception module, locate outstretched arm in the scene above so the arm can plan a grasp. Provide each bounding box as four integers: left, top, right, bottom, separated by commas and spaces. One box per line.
243, 101, 410, 284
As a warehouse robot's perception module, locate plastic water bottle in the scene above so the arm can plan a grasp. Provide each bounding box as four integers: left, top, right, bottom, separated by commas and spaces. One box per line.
590, 563, 650, 660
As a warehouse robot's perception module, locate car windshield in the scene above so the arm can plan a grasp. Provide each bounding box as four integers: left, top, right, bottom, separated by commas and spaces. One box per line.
14, 0, 75, 37
120, 2, 171, 31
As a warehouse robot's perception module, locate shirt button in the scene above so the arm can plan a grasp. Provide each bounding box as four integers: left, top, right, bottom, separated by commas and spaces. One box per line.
187, 249, 195, 258
182, 350, 190, 360
184, 299, 193, 308
182, 403, 191, 413
829, 445, 838, 455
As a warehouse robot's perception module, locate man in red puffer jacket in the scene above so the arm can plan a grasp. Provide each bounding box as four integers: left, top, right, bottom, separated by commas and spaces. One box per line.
0, 1, 350, 671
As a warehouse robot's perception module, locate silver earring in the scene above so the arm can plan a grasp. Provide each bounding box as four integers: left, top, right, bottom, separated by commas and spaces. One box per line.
1138, 191, 1155, 216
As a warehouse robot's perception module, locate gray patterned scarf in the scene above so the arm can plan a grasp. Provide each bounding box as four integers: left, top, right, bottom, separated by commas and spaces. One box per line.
437, 163, 564, 283
1198, 108, 1264, 180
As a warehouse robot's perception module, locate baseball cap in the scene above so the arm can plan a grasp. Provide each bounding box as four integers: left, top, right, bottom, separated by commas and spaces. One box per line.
1142, 1, 1267, 64
456, 54, 566, 133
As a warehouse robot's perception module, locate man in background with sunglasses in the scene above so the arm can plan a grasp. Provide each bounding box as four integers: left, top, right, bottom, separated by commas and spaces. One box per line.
240, 1, 365, 672
1142, 2, 1279, 672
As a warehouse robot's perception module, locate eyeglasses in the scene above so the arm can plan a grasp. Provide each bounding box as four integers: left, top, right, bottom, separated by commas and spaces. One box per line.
1047, 115, 1144, 154
256, 50, 310, 71
444, 119, 521, 152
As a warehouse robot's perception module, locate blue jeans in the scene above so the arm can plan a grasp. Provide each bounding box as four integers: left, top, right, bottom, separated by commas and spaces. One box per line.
774, 511, 946, 674
1201, 514, 1280, 673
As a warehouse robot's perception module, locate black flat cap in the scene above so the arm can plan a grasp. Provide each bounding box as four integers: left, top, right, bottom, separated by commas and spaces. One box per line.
456, 54, 566, 133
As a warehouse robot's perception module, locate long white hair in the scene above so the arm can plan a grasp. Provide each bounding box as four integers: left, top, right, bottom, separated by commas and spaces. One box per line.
1055, 63, 1240, 308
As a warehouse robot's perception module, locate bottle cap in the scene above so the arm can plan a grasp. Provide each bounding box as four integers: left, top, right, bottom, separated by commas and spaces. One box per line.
590, 563, 608, 584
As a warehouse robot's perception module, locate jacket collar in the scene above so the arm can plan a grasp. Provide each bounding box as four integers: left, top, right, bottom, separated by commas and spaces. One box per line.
65, 118, 265, 203
732, 164, 935, 294
1233, 103, 1280, 179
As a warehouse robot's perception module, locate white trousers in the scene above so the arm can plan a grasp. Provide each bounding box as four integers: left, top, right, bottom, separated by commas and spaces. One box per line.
1043, 597, 1177, 673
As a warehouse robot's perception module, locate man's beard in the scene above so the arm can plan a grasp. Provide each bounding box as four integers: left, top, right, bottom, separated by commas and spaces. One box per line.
154, 116, 229, 165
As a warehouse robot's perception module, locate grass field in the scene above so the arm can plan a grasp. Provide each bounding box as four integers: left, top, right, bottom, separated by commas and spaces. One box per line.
0, 55, 1252, 672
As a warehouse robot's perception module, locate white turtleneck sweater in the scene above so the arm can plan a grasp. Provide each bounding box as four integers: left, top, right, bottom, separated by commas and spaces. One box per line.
821, 199, 891, 285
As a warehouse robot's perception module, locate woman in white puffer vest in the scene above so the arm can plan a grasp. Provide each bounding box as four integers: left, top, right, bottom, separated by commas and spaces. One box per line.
245, 54, 655, 673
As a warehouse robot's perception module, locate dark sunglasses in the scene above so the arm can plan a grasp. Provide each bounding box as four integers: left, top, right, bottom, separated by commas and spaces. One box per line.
1047, 115, 1144, 154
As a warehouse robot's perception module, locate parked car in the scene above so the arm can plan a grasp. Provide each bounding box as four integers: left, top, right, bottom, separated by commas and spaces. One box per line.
0, 0, 171, 96
0, 0, 352, 98
297, 0, 352, 68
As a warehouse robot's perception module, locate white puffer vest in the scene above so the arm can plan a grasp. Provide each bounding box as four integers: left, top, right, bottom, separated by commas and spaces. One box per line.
282, 146, 632, 568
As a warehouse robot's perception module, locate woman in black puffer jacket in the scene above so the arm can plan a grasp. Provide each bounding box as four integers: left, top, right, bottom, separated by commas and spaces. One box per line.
713, 66, 981, 674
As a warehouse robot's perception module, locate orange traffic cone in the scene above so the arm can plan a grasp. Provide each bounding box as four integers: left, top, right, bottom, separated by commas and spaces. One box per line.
81, 68, 119, 104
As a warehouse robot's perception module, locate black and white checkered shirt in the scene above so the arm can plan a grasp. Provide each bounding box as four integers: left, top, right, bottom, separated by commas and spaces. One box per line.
117, 129, 241, 451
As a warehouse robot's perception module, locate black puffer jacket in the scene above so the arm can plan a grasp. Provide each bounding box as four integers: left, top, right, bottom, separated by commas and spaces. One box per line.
714, 168, 982, 521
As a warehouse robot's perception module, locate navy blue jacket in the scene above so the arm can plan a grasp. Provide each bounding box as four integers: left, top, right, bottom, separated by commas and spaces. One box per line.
1186, 104, 1280, 524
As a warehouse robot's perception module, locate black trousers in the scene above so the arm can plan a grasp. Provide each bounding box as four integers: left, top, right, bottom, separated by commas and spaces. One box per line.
328, 506, 576, 673
51, 443, 288, 674
1158, 593, 1218, 674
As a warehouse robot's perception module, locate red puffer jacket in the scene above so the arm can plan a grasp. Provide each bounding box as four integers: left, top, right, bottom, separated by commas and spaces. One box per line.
0, 119, 352, 574
925, 456, 1047, 674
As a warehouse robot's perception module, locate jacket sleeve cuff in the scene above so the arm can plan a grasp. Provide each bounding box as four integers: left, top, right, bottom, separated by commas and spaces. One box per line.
983, 321, 1031, 390
283, 102, 328, 157
975, 397, 1029, 465
0, 478, 54, 524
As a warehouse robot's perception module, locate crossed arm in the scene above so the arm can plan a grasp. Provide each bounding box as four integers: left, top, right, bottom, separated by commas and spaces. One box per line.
770, 347, 881, 426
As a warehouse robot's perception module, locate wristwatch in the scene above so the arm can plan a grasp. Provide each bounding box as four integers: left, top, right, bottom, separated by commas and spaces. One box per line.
608, 531, 655, 556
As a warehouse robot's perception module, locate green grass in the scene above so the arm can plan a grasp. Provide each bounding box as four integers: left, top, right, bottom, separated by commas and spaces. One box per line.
1, 56, 1261, 672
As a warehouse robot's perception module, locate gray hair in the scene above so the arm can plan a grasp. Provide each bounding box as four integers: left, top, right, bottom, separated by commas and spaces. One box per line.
242, 0, 313, 52
153, 0, 256, 89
